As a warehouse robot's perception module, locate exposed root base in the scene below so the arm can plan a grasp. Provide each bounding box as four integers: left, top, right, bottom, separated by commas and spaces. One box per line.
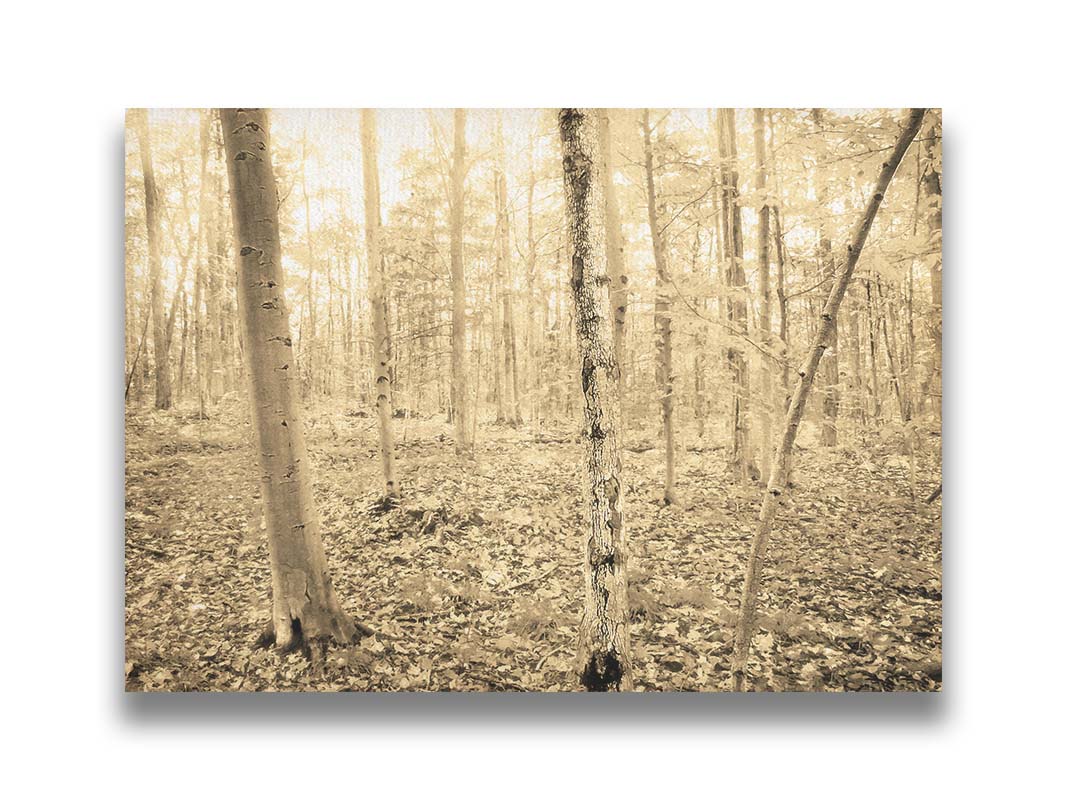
253, 615, 373, 659
368, 494, 401, 515
579, 653, 625, 692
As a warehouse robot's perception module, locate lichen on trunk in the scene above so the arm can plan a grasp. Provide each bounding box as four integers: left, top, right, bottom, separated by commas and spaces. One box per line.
558, 108, 632, 692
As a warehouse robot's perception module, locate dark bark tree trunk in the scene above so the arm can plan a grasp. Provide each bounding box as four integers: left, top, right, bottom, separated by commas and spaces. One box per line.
558, 108, 632, 692
730, 109, 925, 690
221, 108, 363, 653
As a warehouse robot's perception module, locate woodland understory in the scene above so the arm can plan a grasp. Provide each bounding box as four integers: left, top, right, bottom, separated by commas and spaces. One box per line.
125, 400, 941, 692
126, 108, 941, 692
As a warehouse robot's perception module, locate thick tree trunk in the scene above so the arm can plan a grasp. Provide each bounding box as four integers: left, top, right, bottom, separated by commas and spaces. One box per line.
220, 108, 360, 653
597, 109, 628, 392
754, 109, 774, 479
131, 109, 173, 410
717, 109, 754, 480
558, 108, 632, 692
450, 110, 473, 455
730, 109, 925, 690
642, 110, 678, 505
360, 109, 399, 501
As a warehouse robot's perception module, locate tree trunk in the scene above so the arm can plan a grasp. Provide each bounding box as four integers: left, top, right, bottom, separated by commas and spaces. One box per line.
922, 111, 942, 417
754, 109, 774, 479
558, 108, 632, 692
131, 109, 173, 409
642, 110, 678, 505
717, 109, 753, 480
597, 109, 628, 392
193, 110, 211, 419
220, 108, 360, 653
360, 109, 399, 501
450, 110, 473, 455
300, 134, 317, 403
730, 108, 925, 690
812, 109, 840, 447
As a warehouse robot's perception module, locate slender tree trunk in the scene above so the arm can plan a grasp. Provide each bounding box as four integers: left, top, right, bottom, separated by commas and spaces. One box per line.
812, 109, 841, 447
131, 109, 173, 409
450, 110, 473, 455
491, 215, 506, 423
865, 280, 882, 420
642, 110, 678, 505
559, 108, 632, 692
730, 109, 925, 690
300, 134, 317, 402
717, 109, 753, 480
221, 108, 362, 653
525, 159, 539, 425
773, 205, 790, 400
922, 111, 942, 417
360, 109, 399, 501
754, 109, 774, 478
597, 109, 628, 391
192, 110, 211, 419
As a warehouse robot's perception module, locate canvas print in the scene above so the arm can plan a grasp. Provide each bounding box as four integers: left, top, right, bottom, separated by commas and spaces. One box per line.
124, 108, 941, 692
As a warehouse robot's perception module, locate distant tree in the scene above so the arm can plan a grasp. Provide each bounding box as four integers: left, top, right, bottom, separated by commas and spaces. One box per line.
812, 108, 840, 447
221, 108, 362, 652
753, 108, 774, 477
360, 109, 399, 501
731, 109, 926, 690
921, 110, 942, 415
558, 108, 632, 691
717, 109, 754, 480
642, 109, 679, 505
450, 109, 473, 455
192, 109, 211, 418
131, 108, 173, 409
597, 109, 628, 391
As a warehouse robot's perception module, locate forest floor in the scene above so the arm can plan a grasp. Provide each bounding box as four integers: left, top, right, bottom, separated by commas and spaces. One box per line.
125, 398, 942, 692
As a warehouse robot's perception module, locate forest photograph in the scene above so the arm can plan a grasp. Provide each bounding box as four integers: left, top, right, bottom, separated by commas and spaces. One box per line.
124, 106, 941, 692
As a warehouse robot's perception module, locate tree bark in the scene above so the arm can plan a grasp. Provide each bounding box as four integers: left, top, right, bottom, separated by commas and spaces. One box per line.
812, 109, 840, 447
642, 110, 678, 505
730, 108, 926, 690
360, 109, 399, 501
922, 111, 942, 417
220, 108, 359, 653
131, 109, 173, 410
754, 109, 774, 479
597, 109, 628, 392
193, 110, 211, 418
450, 110, 473, 455
300, 133, 317, 402
558, 108, 632, 692
717, 109, 754, 480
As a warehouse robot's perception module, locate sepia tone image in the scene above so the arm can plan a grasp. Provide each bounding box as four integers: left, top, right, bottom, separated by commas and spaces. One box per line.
124, 107, 941, 692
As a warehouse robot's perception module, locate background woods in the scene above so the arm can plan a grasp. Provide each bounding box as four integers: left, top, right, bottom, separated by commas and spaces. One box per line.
125, 108, 941, 692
